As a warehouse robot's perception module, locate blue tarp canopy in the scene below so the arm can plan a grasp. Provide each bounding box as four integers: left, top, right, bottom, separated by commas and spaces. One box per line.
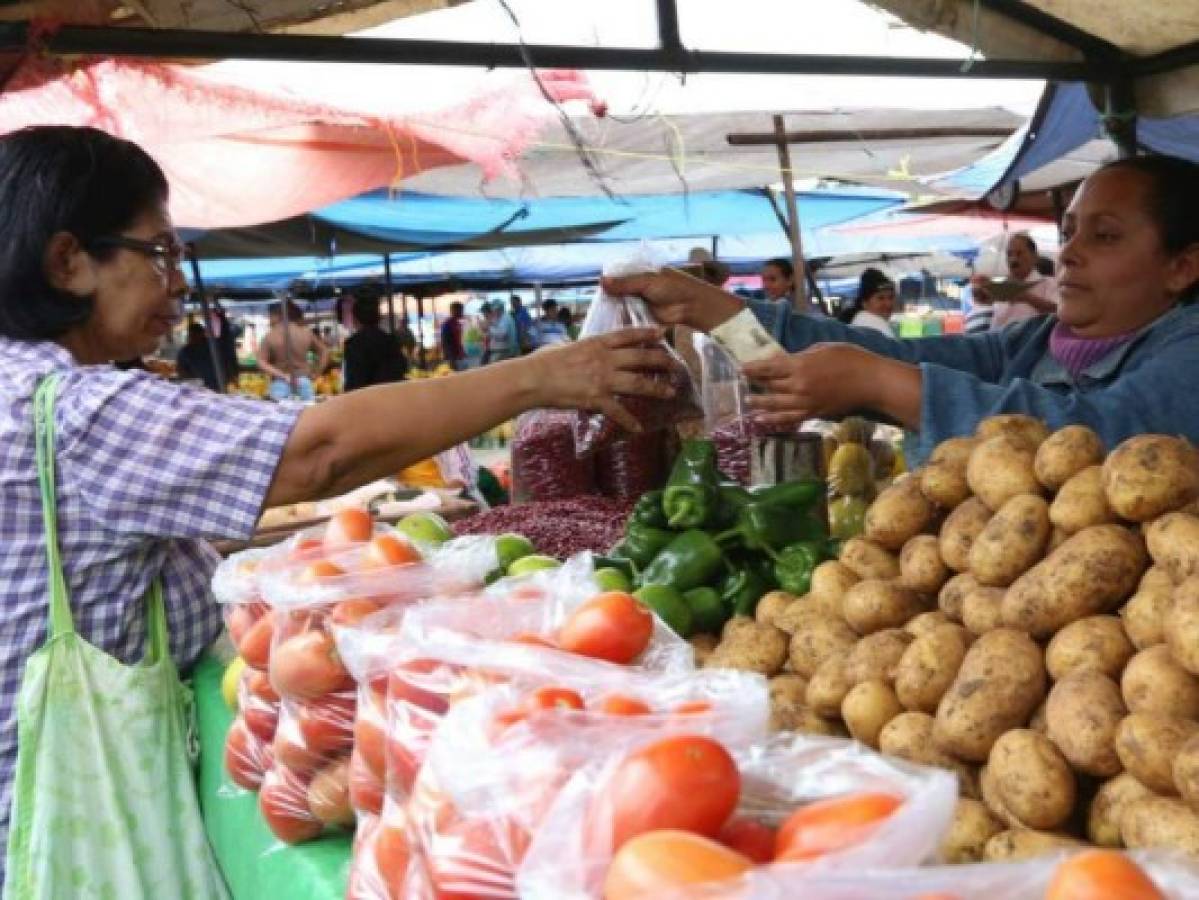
928, 82, 1199, 200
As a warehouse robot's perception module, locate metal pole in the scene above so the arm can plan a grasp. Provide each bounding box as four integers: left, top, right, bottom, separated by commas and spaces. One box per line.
185, 245, 227, 393
1102, 79, 1137, 159
416, 295, 428, 369
382, 254, 397, 334
773, 114, 810, 313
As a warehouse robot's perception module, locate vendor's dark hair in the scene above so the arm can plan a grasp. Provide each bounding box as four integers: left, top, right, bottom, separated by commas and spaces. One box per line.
1101, 155, 1199, 302
352, 293, 381, 327
838, 267, 893, 324
1009, 232, 1037, 255
763, 257, 794, 279
0, 126, 169, 339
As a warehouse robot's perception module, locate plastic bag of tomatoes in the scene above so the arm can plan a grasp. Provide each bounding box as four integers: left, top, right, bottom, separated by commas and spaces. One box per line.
516, 731, 959, 900
395, 673, 768, 900
698, 850, 1199, 900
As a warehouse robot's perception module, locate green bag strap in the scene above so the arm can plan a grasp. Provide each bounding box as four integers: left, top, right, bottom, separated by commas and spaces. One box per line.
34, 376, 169, 661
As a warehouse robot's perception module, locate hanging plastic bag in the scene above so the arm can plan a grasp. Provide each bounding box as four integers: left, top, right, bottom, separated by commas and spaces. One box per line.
573, 252, 702, 457
517, 731, 958, 900
696, 332, 754, 484
511, 409, 597, 502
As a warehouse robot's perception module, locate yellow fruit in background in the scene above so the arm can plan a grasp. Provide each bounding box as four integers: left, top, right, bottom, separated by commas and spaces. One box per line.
828, 443, 875, 497
221, 656, 246, 711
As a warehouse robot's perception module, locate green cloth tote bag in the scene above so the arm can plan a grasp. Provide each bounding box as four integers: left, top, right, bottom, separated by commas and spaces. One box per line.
4, 376, 228, 899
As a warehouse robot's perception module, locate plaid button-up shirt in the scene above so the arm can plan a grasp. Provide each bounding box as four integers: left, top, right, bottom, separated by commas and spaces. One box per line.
0, 337, 299, 855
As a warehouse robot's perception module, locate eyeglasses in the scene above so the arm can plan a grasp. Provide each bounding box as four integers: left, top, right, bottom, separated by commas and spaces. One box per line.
87, 235, 188, 276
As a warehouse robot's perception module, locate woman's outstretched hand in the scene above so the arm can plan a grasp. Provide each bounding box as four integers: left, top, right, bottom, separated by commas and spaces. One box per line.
600, 268, 743, 331
530, 326, 676, 433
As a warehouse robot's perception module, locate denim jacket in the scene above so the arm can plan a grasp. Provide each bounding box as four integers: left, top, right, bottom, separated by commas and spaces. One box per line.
748, 300, 1199, 465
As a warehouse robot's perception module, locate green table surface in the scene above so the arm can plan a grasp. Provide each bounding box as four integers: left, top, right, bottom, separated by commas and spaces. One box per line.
194, 652, 352, 900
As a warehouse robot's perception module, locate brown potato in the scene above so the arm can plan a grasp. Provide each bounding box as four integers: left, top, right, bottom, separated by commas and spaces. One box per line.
1047, 527, 1070, 553
839, 537, 901, 581
1088, 773, 1156, 847
755, 590, 799, 627
961, 586, 1005, 637
939, 799, 1003, 863
969, 494, 1051, 587
904, 610, 952, 639
1045, 615, 1135, 680
865, 477, 937, 551
805, 656, 852, 718
788, 707, 849, 738
787, 614, 859, 679
1001, 525, 1148, 639
933, 628, 1046, 762
921, 438, 977, 510
1173, 732, 1199, 805
1141, 565, 1175, 593
1166, 577, 1199, 675
979, 763, 1018, 828
880, 712, 978, 799
706, 622, 789, 676
983, 830, 1084, 862
1146, 512, 1199, 583
842, 679, 903, 749
1049, 466, 1118, 535
1029, 700, 1049, 736
768, 674, 810, 732
967, 435, 1042, 512
899, 535, 950, 595
1103, 434, 1199, 522
975, 414, 1050, 449
1121, 797, 1199, 856
1114, 713, 1199, 795
1045, 670, 1126, 777
939, 498, 992, 573
1121, 645, 1199, 719
1120, 583, 1173, 651
938, 573, 978, 622
842, 580, 926, 635
688, 633, 719, 667
987, 729, 1076, 830
808, 561, 859, 616
895, 623, 969, 714
1035, 425, 1105, 491
844, 629, 913, 686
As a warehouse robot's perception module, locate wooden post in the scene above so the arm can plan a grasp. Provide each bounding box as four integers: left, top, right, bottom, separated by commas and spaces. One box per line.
772, 114, 810, 313
383, 254, 397, 334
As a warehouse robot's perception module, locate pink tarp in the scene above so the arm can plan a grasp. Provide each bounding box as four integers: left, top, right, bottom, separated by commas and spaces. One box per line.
834, 209, 1051, 240
0, 54, 598, 228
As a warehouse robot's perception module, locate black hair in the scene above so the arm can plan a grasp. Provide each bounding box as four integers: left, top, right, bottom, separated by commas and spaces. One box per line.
1098, 154, 1198, 255
352, 294, 381, 327
0, 126, 169, 340
1008, 232, 1037, 255
449, 301, 464, 316
186, 321, 206, 345
763, 257, 794, 279
541, 298, 559, 314
557, 306, 572, 327
838, 267, 894, 323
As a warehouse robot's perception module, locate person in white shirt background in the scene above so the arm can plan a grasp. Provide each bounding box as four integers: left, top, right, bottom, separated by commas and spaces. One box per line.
838, 267, 898, 338
970, 232, 1059, 330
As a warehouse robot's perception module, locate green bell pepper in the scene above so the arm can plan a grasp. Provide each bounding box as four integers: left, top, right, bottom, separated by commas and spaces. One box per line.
716, 503, 828, 558
592, 555, 637, 583
630, 490, 670, 528
682, 587, 727, 634
662, 439, 721, 529
719, 565, 771, 617
749, 478, 825, 509
634, 584, 694, 637
712, 484, 754, 529
773, 541, 825, 596
637, 529, 726, 593
611, 523, 675, 570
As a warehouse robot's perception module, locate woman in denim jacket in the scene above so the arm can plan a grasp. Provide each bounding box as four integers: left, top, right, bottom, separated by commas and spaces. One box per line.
606, 155, 1199, 463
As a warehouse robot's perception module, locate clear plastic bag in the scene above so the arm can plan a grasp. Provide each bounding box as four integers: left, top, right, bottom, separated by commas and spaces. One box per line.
512, 409, 596, 502
696, 333, 754, 484
403, 670, 769, 900
573, 253, 702, 457
517, 732, 959, 900
257, 757, 353, 846
595, 431, 670, 500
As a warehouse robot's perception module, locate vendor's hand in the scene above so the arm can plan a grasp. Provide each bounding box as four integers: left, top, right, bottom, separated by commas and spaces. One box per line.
601, 268, 743, 331
969, 274, 994, 305
529, 326, 676, 433
742, 343, 876, 428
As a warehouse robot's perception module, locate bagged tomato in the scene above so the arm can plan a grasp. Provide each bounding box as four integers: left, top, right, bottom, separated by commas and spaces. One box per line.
257, 757, 353, 845
223, 715, 274, 792
517, 732, 958, 900
403, 671, 768, 900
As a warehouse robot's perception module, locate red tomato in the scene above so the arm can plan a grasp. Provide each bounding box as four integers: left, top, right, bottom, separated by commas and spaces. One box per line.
607, 735, 741, 849
557, 592, 653, 664
389, 660, 451, 716
330, 598, 383, 627
523, 686, 585, 714
238, 610, 276, 670
272, 730, 326, 775
364, 533, 421, 569
354, 711, 387, 780
296, 692, 356, 755
597, 694, 652, 716
224, 717, 272, 791
604, 830, 753, 900
374, 820, 412, 900
348, 748, 384, 816
297, 559, 346, 584
307, 757, 354, 828
487, 708, 529, 742
673, 700, 714, 716
245, 669, 280, 704
270, 629, 352, 699
718, 817, 776, 864
426, 814, 531, 900
1046, 850, 1165, 900
325, 508, 374, 550
509, 631, 558, 649
242, 695, 280, 743
775, 792, 903, 862
289, 537, 326, 561
260, 766, 323, 844
227, 604, 256, 648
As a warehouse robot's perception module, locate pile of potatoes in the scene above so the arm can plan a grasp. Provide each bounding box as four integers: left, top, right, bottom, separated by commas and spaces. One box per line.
701, 416, 1199, 865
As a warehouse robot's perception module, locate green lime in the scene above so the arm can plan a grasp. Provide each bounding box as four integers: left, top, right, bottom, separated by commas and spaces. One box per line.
634, 585, 694, 638
507, 554, 562, 577
593, 567, 633, 593
395, 511, 453, 546
495, 533, 536, 570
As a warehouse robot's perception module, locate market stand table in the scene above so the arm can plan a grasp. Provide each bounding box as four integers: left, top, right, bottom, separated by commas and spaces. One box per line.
194, 652, 351, 899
